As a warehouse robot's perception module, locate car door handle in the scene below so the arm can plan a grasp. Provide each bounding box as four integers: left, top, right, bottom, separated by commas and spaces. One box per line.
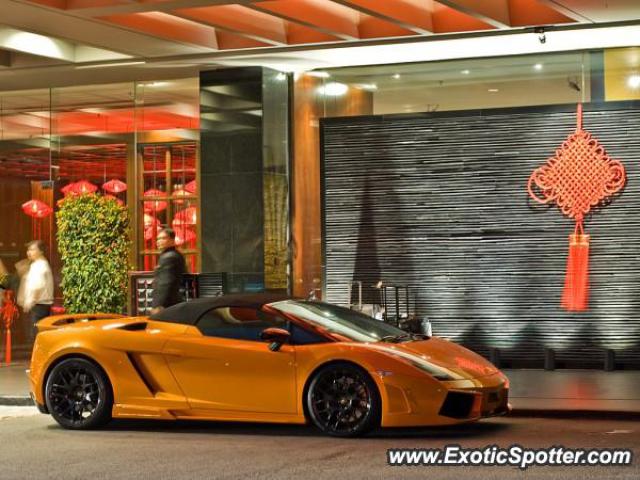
164, 348, 184, 356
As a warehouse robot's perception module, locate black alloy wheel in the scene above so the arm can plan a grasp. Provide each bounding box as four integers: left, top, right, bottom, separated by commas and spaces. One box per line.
45, 358, 113, 430
306, 363, 380, 437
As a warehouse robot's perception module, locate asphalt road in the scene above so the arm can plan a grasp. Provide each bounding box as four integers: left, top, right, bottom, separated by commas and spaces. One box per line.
0, 408, 637, 480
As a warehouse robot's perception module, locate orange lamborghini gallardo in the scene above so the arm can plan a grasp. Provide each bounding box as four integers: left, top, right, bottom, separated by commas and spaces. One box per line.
29, 294, 510, 437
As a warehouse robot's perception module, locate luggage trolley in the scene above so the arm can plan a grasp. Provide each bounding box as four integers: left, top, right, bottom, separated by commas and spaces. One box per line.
381, 283, 410, 327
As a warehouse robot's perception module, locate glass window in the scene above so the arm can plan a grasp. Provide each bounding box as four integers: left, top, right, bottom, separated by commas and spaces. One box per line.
138, 142, 198, 271
271, 301, 406, 343
195, 305, 329, 345
135, 78, 200, 272
196, 306, 286, 341
288, 323, 328, 346
310, 51, 590, 116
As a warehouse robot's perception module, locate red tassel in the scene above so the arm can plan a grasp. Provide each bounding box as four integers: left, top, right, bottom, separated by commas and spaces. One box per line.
4, 329, 10, 366
561, 233, 590, 311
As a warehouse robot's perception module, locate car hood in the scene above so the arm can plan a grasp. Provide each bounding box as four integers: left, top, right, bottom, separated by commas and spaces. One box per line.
366, 336, 498, 379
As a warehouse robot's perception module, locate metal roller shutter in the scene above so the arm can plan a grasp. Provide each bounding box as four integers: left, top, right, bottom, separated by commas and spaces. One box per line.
321, 102, 640, 369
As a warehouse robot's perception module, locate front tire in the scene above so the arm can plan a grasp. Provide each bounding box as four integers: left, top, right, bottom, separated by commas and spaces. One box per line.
45, 358, 113, 430
306, 362, 381, 437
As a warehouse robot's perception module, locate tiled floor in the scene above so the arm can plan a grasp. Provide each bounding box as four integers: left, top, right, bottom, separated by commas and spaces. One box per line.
0, 363, 30, 397
505, 369, 640, 412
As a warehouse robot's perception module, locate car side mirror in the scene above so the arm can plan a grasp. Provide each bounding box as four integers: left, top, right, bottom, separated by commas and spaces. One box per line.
260, 327, 291, 352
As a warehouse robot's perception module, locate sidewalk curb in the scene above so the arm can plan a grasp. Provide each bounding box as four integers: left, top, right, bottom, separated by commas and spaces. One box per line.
0, 396, 33, 407
1, 396, 639, 417
509, 408, 640, 420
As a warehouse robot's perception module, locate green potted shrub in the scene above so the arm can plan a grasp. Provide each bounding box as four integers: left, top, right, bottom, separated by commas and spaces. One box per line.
57, 194, 131, 314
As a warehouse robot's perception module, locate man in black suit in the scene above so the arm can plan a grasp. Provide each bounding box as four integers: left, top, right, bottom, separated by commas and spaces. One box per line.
150, 228, 187, 314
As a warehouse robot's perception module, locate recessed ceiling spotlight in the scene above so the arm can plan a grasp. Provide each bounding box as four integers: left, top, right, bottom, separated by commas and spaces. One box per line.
488, 88, 499, 93
392, 73, 401, 79
141, 81, 169, 88
461, 69, 471, 75
534, 63, 543, 71
318, 82, 348, 96
627, 74, 640, 89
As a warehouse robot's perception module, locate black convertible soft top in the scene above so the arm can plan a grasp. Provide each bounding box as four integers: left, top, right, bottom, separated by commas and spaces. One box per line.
148, 293, 296, 325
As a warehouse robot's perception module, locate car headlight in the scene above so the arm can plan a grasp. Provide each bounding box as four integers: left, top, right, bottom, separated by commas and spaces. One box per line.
368, 344, 463, 381
406, 358, 461, 381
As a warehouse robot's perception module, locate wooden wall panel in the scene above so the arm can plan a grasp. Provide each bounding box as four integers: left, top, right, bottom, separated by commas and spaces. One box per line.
292, 76, 373, 297
0, 177, 31, 273
322, 102, 640, 369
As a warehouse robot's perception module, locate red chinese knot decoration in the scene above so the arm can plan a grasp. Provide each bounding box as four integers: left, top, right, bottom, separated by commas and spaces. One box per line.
527, 104, 626, 311
1, 290, 19, 365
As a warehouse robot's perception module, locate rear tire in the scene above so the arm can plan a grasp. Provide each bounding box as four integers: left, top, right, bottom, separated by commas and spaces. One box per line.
45, 358, 113, 430
306, 362, 381, 437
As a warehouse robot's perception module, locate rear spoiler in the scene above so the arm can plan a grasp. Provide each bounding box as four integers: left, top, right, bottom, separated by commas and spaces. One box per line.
37, 313, 127, 332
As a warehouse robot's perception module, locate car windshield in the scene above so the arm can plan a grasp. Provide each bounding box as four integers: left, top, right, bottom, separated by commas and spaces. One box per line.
270, 300, 409, 343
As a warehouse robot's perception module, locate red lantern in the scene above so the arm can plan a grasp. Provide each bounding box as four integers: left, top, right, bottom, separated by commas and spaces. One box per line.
71, 180, 97, 195
143, 213, 160, 241
172, 206, 197, 227
143, 189, 168, 212
144, 213, 159, 229
102, 179, 127, 194
22, 199, 52, 219
172, 188, 190, 205
144, 227, 156, 241
174, 226, 196, 246
61, 182, 77, 197
185, 180, 197, 193
22, 199, 52, 240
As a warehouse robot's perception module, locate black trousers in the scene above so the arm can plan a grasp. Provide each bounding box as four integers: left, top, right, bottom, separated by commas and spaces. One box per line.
29, 304, 51, 344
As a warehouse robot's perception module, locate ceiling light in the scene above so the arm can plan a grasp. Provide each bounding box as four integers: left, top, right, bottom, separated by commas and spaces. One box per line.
488, 88, 499, 93
318, 82, 348, 96
534, 63, 543, 71
140, 81, 169, 88
358, 83, 378, 91
461, 69, 471, 75
0, 28, 73, 61
307, 71, 330, 78
392, 73, 401, 79
627, 74, 640, 89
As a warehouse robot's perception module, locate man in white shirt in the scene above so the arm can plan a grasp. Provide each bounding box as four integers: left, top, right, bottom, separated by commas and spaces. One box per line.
20, 240, 54, 340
